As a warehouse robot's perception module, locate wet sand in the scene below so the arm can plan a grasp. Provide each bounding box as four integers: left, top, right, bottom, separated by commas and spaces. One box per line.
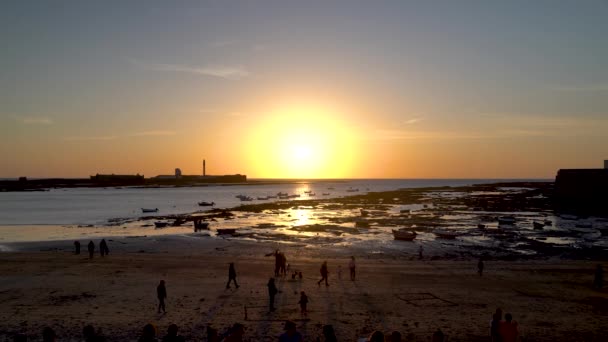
0, 237, 607, 341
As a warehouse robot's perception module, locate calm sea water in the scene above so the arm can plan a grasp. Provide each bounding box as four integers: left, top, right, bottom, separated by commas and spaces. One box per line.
0, 179, 545, 225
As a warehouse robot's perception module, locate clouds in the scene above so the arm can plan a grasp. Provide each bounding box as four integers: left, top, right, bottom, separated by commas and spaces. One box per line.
64, 130, 176, 142
131, 59, 250, 80
14, 116, 53, 125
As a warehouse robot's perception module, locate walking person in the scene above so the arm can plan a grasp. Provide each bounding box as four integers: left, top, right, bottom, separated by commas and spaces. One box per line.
267, 277, 278, 312
74, 240, 81, 255
100, 239, 109, 257
317, 261, 329, 286
87, 240, 95, 259
226, 262, 240, 289
349, 256, 356, 281
298, 291, 308, 317
478, 257, 484, 276
157, 280, 167, 313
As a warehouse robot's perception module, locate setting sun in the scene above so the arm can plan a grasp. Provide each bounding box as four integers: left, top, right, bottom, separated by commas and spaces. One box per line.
244, 102, 358, 178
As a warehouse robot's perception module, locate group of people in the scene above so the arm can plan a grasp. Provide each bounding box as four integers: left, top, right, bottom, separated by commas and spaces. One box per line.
74, 239, 109, 259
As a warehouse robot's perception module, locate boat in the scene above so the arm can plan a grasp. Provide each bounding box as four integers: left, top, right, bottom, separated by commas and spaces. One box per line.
308, 192, 316, 196
239, 196, 254, 202
346, 188, 359, 192
154, 221, 169, 228
197, 201, 215, 206
497, 216, 516, 225
257, 196, 270, 200
533, 221, 545, 230
277, 192, 288, 196
477, 223, 486, 229
400, 209, 410, 214
217, 228, 236, 235
433, 229, 459, 239
141, 208, 159, 213
322, 193, 330, 196
392, 229, 417, 241
193, 219, 210, 231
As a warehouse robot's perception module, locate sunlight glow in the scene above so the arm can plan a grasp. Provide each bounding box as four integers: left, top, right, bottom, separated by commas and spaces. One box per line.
244, 102, 358, 178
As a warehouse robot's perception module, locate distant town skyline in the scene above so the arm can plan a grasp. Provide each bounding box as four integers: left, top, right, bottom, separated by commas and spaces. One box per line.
1, 1, 607, 179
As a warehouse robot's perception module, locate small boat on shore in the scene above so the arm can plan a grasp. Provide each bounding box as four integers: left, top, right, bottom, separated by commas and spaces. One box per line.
141, 208, 159, 213
154, 221, 169, 228
277, 192, 288, 196
498, 216, 516, 225
257, 196, 270, 200
322, 193, 330, 196
392, 229, 417, 241
197, 201, 215, 206
533, 221, 545, 230
346, 188, 359, 192
217, 228, 236, 235
433, 229, 460, 239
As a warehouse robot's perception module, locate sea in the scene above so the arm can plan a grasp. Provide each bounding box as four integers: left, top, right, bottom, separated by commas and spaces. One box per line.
0, 179, 545, 226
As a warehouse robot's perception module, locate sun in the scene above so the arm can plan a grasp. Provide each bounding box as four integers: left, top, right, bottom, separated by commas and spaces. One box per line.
244, 102, 358, 178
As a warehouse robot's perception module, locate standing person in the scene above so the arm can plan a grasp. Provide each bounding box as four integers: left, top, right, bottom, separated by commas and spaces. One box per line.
317, 261, 329, 287
391, 331, 402, 342
157, 280, 167, 313
594, 264, 604, 289
431, 328, 444, 342
490, 308, 503, 342
267, 278, 278, 312
349, 256, 356, 281
298, 291, 308, 317
419, 245, 424, 259
100, 239, 109, 257
42, 327, 56, 342
367, 331, 384, 342
87, 241, 95, 259
226, 262, 239, 289
274, 250, 281, 277
499, 313, 519, 342
279, 320, 302, 342
478, 257, 484, 276
74, 240, 81, 255
138, 324, 158, 342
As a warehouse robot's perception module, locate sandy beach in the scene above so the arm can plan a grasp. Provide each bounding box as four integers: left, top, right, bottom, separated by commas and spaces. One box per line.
1, 236, 607, 341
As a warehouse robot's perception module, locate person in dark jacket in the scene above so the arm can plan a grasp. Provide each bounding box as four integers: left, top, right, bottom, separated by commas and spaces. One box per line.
138, 324, 158, 342
99, 239, 109, 257
87, 241, 95, 259
157, 280, 167, 313
226, 262, 239, 289
298, 291, 308, 317
74, 240, 81, 255
267, 278, 278, 312
317, 261, 329, 286
478, 257, 484, 276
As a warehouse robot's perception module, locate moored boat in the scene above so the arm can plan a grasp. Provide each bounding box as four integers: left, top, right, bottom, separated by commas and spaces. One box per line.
197, 201, 215, 206
498, 216, 516, 225
141, 208, 159, 213
433, 229, 459, 239
217, 228, 236, 235
154, 221, 169, 228
392, 229, 417, 241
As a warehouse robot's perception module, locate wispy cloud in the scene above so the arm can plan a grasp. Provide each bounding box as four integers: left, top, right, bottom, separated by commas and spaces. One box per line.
64, 136, 117, 141
14, 116, 53, 125
401, 117, 424, 125
131, 130, 176, 137
131, 59, 250, 80
550, 83, 608, 92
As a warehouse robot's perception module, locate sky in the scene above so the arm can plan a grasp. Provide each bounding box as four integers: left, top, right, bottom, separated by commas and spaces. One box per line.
1, 1, 607, 179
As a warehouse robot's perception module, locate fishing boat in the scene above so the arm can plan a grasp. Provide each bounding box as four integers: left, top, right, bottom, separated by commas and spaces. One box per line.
346, 188, 359, 192
193, 219, 210, 231
433, 229, 459, 239
322, 193, 330, 196
217, 228, 236, 235
141, 208, 159, 213
277, 192, 288, 196
392, 229, 417, 241
154, 221, 169, 228
197, 201, 215, 206
497, 216, 516, 225
257, 196, 270, 200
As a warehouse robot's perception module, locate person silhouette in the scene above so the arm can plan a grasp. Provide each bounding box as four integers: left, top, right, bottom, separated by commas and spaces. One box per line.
478, 257, 484, 276
87, 241, 95, 259
74, 240, 81, 255
157, 280, 167, 313
349, 256, 356, 281
317, 261, 329, 286
161, 324, 185, 342
100, 239, 109, 257
226, 262, 239, 289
